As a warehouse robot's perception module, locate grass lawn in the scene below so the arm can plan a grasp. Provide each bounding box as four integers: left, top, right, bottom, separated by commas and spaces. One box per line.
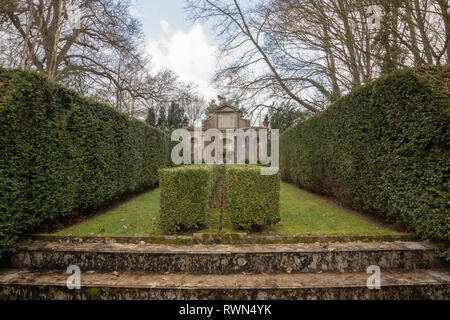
54, 182, 398, 237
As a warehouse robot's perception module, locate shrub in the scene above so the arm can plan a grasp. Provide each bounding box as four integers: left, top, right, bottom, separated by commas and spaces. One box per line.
280, 66, 449, 243
159, 165, 219, 233
0, 69, 171, 252
226, 165, 280, 231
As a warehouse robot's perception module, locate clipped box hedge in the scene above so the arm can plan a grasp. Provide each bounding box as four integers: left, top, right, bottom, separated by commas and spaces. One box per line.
280, 66, 449, 243
226, 165, 280, 231
159, 165, 220, 233
0, 69, 171, 252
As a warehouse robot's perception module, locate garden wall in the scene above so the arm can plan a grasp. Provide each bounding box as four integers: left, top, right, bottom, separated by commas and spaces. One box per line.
0, 69, 171, 252
280, 66, 449, 243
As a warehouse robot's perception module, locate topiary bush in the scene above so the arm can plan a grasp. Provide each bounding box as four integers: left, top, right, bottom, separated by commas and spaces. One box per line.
0, 69, 171, 253
159, 165, 219, 233
280, 65, 449, 244
226, 165, 280, 231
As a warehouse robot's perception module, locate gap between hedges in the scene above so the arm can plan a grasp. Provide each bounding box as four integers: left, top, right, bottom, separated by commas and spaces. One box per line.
158, 165, 281, 234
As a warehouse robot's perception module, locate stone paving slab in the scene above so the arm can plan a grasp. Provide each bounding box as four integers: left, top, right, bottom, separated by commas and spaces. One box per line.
3, 241, 446, 274
12, 241, 439, 253
25, 233, 417, 245
0, 269, 448, 300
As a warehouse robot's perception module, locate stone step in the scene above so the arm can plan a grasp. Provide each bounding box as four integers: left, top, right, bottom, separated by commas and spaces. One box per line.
0, 268, 448, 300
2, 241, 446, 274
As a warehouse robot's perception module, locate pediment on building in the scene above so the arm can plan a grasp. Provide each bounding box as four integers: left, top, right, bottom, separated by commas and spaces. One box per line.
215, 104, 240, 113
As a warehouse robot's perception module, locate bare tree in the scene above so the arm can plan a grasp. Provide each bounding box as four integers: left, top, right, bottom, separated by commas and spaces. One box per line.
0, 0, 185, 118
187, 0, 322, 114
186, 0, 448, 114
1, 0, 143, 85
176, 82, 207, 125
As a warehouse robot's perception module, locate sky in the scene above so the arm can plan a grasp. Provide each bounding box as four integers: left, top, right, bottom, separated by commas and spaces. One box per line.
130, 0, 220, 100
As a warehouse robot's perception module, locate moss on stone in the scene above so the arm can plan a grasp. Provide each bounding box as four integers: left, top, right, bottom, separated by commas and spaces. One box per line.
85, 287, 101, 297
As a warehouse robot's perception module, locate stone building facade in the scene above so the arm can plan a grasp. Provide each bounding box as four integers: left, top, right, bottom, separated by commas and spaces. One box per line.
185, 104, 267, 162
200, 104, 251, 130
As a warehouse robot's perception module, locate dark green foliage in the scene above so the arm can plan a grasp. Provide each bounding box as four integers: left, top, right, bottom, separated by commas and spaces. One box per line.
0, 69, 171, 252
226, 165, 281, 231
280, 66, 449, 243
268, 103, 311, 133
159, 165, 219, 234
167, 102, 185, 129
159, 164, 280, 234
157, 107, 167, 129
146, 107, 156, 127
373, 0, 408, 75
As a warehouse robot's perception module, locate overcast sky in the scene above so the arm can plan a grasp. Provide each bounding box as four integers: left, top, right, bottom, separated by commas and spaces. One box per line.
130, 0, 219, 100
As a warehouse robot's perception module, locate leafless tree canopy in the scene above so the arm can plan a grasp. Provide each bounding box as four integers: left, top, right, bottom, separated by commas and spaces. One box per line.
1, 0, 143, 80
0, 0, 207, 119
187, 0, 449, 114
1, 0, 447, 118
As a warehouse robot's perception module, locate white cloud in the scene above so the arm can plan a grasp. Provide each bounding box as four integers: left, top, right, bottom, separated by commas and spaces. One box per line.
160, 20, 172, 34
147, 22, 219, 99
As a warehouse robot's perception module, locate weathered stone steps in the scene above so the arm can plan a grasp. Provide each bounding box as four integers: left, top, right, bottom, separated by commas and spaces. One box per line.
2, 241, 446, 274
0, 268, 448, 300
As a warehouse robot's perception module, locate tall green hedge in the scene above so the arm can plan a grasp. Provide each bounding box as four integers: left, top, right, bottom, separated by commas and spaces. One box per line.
0, 69, 171, 251
226, 165, 280, 231
280, 66, 449, 243
159, 165, 220, 233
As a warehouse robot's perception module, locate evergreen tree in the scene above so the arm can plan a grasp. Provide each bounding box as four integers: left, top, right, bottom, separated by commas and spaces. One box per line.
157, 108, 167, 129
372, 1, 406, 76
146, 107, 156, 127
167, 101, 185, 129
268, 104, 311, 133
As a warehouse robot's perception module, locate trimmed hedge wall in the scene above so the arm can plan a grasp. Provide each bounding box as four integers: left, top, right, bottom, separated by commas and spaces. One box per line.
159, 165, 220, 233
226, 165, 280, 231
159, 164, 280, 233
0, 69, 171, 251
280, 66, 449, 243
